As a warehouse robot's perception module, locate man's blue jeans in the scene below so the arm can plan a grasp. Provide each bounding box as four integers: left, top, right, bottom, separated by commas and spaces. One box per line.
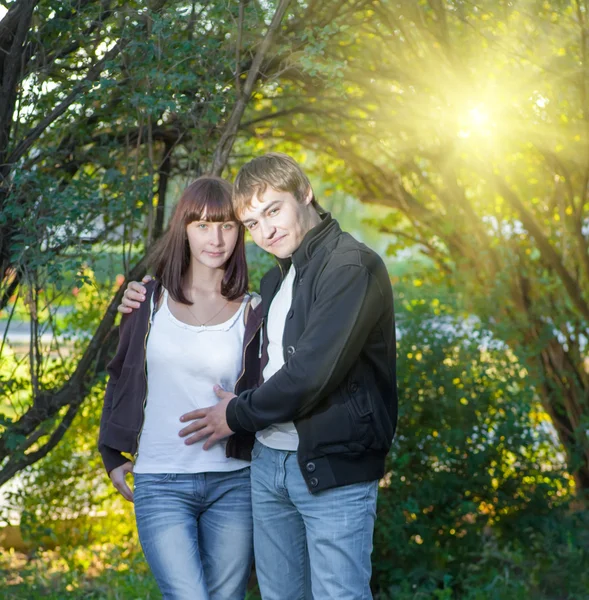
133, 469, 253, 600
250, 440, 378, 600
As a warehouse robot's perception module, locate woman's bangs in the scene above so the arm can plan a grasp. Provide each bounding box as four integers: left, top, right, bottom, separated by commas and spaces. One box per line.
183, 180, 235, 224
199, 196, 235, 222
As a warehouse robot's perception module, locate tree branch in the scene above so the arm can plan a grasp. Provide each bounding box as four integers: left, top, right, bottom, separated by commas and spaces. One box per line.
209, 0, 293, 176
494, 175, 589, 322
4, 37, 129, 171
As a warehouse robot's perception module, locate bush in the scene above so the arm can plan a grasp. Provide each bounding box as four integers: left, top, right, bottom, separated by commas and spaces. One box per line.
372, 298, 588, 598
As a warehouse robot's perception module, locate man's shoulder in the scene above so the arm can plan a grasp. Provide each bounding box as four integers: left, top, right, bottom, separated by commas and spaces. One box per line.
260, 265, 281, 282
317, 233, 392, 303
260, 265, 281, 283
259, 264, 282, 300
325, 230, 386, 274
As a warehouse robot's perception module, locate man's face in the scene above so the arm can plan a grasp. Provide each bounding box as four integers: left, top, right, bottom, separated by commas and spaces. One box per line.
239, 187, 316, 258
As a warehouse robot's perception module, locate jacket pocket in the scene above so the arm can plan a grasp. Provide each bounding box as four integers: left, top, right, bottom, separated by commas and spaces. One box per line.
367, 390, 393, 450
346, 380, 373, 421
311, 399, 369, 451
346, 383, 391, 451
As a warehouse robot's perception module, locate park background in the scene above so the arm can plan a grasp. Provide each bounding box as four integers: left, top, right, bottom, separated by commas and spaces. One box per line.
1, 0, 589, 598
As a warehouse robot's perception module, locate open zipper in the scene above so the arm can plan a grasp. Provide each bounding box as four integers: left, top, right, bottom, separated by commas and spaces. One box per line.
234, 318, 263, 393
133, 291, 156, 460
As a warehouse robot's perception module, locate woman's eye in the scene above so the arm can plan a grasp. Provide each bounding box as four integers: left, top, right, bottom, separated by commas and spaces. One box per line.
222, 223, 234, 230
198, 223, 208, 229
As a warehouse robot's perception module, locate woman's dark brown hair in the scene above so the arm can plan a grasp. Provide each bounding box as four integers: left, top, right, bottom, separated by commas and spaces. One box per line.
149, 176, 248, 303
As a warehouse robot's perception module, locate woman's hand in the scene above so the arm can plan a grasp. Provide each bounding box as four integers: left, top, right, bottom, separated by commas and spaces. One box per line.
109, 461, 134, 502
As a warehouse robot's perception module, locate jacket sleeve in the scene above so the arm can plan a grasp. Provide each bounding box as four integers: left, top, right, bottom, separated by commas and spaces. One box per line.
98, 311, 134, 473
226, 261, 388, 433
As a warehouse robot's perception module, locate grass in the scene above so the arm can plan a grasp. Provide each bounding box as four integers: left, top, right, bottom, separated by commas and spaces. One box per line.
1, 533, 588, 600
0, 543, 158, 599
0, 543, 261, 599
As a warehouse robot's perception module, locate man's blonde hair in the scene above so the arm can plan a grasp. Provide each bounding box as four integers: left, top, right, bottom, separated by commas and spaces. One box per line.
233, 152, 317, 216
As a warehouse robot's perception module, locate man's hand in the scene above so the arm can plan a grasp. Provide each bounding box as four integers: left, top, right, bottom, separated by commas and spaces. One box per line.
109, 461, 134, 502
117, 276, 151, 314
179, 386, 236, 450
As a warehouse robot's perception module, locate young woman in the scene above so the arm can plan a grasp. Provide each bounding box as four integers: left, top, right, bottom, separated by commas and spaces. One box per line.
98, 176, 262, 600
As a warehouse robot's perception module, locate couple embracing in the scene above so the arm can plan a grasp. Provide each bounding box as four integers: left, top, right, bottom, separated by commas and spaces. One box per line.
99, 152, 397, 600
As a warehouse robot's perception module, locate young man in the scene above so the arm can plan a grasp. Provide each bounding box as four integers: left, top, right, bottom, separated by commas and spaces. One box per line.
120, 153, 397, 599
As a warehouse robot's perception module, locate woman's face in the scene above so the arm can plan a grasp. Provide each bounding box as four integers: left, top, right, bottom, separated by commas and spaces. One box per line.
186, 220, 240, 271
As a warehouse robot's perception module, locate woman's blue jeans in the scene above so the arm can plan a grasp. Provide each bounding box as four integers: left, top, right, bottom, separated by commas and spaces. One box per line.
133, 468, 253, 600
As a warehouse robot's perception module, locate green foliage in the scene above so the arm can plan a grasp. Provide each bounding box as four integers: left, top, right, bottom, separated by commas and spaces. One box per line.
0, 538, 263, 600
372, 297, 588, 598
4, 0, 259, 283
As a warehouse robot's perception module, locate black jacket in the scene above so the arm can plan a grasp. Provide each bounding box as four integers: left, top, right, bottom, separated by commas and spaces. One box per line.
226, 214, 397, 493
98, 280, 262, 474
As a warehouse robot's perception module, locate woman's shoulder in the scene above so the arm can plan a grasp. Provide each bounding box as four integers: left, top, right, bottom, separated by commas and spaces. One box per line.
248, 291, 261, 309
144, 278, 160, 297
243, 292, 262, 325
121, 279, 160, 327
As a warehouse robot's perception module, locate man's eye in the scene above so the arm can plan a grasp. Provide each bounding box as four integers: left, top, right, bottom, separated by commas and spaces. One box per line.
269, 208, 279, 216
247, 222, 257, 230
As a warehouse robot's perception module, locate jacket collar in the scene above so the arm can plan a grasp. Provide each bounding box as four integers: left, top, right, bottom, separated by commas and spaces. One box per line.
276, 212, 340, 272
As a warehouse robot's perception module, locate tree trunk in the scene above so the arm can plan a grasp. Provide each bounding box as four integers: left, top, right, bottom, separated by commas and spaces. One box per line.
538, 348, 589, 499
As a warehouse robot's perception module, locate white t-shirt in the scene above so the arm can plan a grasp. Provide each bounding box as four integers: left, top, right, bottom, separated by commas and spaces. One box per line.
256, 265, 299, 451
134, 289, 250, 473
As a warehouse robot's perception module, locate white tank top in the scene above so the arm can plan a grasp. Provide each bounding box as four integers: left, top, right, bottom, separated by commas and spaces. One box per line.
134, 289, 250, 474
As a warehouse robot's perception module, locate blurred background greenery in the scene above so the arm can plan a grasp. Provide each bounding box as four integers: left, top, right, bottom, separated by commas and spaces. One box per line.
1, 1, 589, 598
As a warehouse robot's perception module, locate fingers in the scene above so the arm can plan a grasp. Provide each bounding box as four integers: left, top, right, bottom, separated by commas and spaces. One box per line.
123, 289, 145, 304
141, 275, 153, 284
184, 426, 216, 446
128, 281, 147, 294
180, 408, 209, 423
179, 418, 208, 438
109, 462, 134, 502
115, 480, 134, 502
121, 297, 141, 309
202, 432, 224, 451
120, 281, 147, 310
213, 385, 236, 401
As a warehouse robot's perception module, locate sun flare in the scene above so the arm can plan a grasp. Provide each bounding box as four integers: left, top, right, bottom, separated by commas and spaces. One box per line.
468, 106, 490, 127
457, 104, 494, 140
